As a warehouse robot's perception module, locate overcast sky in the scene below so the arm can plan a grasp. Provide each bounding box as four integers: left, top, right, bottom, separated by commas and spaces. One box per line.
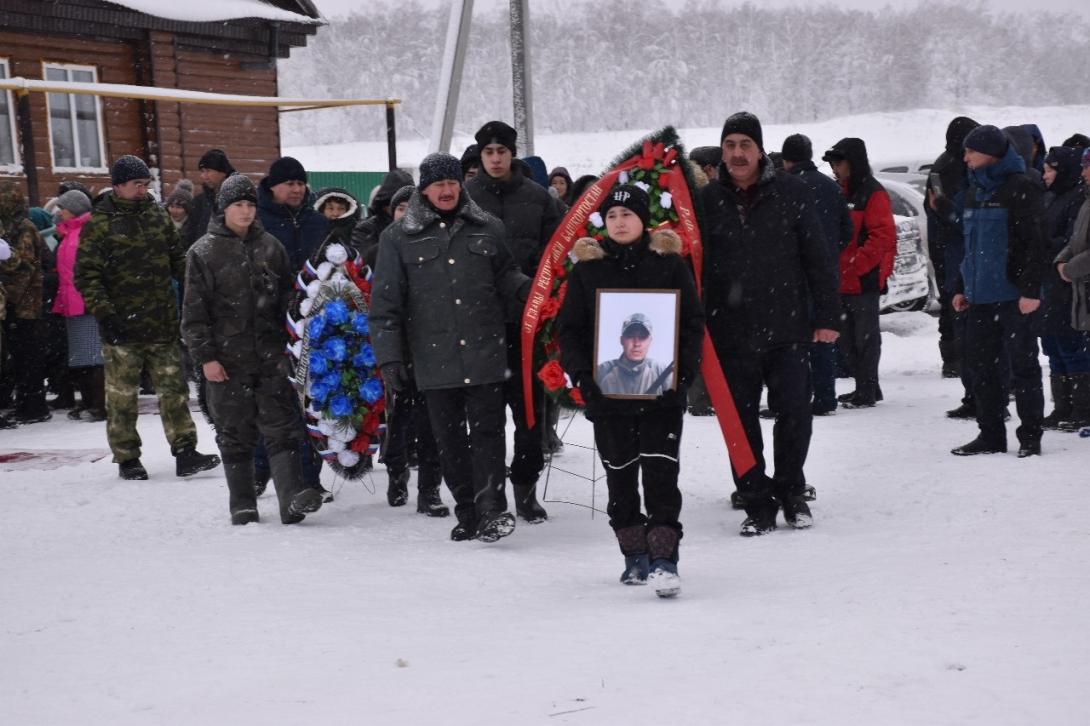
314, 0, 1090, 19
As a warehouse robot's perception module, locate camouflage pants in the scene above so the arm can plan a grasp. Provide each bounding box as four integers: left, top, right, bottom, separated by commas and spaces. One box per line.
102, 343, 197, 463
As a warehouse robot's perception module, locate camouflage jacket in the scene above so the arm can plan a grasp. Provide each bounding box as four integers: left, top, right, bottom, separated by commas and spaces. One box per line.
74, 192, 187, 344
0, 183, 45, 320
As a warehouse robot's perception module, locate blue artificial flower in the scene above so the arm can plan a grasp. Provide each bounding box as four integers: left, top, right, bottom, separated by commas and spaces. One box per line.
352, 343, 376, 370
307, 314, 327, 341
325, 299, 350, 325
329, 394, 354, 418
310, 382, 331, 404
320, 371, 342, 391
359, 377, 384, 404
323, 336, 348, 362
309, 350, 329, 376
351, 312, 370, 335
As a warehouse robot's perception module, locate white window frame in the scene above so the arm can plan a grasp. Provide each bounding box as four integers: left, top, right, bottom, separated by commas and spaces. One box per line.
0, 58, 22, 174
42, 62, 108, 174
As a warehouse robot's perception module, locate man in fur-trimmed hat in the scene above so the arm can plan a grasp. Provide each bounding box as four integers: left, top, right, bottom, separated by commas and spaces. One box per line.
371, 152, 532, 544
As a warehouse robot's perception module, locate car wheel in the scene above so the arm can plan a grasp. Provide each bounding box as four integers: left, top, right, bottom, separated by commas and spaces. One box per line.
884, 296, 927, 313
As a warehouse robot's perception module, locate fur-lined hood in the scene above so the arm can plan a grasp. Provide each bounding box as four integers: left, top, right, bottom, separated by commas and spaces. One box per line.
572, 228, 682, 262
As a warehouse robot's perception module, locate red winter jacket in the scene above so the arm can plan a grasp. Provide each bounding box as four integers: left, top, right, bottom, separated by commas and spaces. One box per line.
838, 176, 896, 295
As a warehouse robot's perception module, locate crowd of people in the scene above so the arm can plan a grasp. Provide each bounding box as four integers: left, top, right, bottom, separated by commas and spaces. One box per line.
1, 113, 1089, 598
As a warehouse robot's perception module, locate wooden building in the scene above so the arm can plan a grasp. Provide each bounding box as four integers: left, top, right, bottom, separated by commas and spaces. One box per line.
0, 0, 324, 204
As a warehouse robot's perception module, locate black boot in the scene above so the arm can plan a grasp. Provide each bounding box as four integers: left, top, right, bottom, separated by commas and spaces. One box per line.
268, 449, 311, 524
1043, 375, 1073, 430
118, 458, 149, 480
175, 448, 221, 477
415, 463, 449, 516
615, 525, 649, 585
946, 399, 976, 419
475, 510, 516, 542
779, 486, 814, 530
224, 455, 259, 525
387, 468, 410, 507
513, 483, 547, 523
740, 495, 778, 537
1059, 373, 1090, 432
254, 468, 270, 496
951, 437, 1007, 456
451, 513, 477, 541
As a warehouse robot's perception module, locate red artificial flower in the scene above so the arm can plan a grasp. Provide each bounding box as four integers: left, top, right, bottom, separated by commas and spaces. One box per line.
350, 433, 371, 453
652, 141, 665, 159
557, 281, 568, 304
663, 147, 678, 166
540, 296, 560, 320
544, 338, 560, 356
569, 387, 585, 407
637, 155, 655, 171
658, 170, 673, 189
537, 360, 567, 392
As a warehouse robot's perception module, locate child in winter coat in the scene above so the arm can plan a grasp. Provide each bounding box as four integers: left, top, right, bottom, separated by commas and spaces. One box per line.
557, 185, 704, 598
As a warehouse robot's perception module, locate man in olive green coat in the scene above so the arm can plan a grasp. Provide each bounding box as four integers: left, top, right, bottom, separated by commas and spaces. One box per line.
75, 155, 220, 480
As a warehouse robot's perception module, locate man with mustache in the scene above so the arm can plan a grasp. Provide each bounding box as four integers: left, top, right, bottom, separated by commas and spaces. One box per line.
700, 112, 841, 537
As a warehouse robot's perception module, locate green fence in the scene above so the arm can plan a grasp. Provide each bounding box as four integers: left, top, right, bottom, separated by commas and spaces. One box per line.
308, 171, 390, 209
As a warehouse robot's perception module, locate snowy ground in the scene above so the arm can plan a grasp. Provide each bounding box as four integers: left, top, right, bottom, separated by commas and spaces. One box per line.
2, 311, 1088, 724
285, 104, 1090, 179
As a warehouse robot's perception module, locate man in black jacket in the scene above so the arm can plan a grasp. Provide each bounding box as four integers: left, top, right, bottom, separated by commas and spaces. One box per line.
781, 133, 853, 415
371, 153, 530, 543
701, 112, 840, 537
187, 148, 236, 245
350, 169, 413, 263
464, 120, 565, 524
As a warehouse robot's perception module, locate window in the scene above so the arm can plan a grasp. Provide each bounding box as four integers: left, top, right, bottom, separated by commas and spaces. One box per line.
43, 63, 106, 171
0, 59, 19, 171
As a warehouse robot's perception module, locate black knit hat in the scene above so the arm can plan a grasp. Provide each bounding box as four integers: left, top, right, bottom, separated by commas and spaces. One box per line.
720, 111, 763, 150
198, 148, 235, 175
474, 121, 518, 154
110, 155, 151, 185
460, 144, 480, 175
265, 156, 307, 188
217, 174, 257, 210
963, 125, 1009, 158
945, 117, 980, 153
418, 153, 463, 190
781, 134, 813, 162
1063, 133, 1090, 150
689, 146, 721, 167
599, 184, 650, 228
390, 184, 415, 210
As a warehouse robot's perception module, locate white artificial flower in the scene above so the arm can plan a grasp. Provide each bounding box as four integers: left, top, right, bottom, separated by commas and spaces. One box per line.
326, 437, 347, 453
316, 261, 333, 281
305, 279, 321, 298
618, 171, 630, 184
299, 298, 313, 317
660, 191, 673, 209
337, 450, 360, 467
588, 211, 603, 228
634, 181, 650, 193
325, 243, 348, 265
317, 418, 338, 436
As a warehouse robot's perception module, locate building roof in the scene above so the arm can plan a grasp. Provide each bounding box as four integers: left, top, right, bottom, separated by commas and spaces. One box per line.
104, 0, 323, 24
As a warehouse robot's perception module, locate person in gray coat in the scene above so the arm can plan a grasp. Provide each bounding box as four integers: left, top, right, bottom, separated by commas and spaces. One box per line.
371, 153, 530, 543
1054, 148, 1090, 429
182, 175, 322, 526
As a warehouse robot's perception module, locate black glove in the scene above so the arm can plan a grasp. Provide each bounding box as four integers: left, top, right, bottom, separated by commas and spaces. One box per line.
99, 314, 127, 346
381, 362, 409, 393
657, 386, 689, 409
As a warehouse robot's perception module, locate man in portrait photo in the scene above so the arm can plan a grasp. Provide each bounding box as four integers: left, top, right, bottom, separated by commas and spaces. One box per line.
597, 312, 672, 396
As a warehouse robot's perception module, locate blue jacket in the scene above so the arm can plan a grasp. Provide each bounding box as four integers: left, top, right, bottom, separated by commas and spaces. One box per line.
958, 144, 1048, 305
256, 182, 331, 272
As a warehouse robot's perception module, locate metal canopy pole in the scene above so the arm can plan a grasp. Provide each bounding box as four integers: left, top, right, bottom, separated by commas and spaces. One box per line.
509, 0, 533, 156
429, 0, 474, 154
386, 101, 397, 170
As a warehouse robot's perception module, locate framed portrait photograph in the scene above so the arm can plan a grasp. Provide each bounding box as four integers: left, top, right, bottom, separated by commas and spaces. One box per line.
593, 289, 680, 399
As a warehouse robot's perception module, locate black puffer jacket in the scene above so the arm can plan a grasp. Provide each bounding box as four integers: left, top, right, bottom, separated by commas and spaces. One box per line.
558, 230, 704, 420
700, 158, 840, 354
181, 217, 294, 373
350, 169, 414, 261
464, 166, 565, 277
1040, 151, 1086, 335
370, 190, 529, 390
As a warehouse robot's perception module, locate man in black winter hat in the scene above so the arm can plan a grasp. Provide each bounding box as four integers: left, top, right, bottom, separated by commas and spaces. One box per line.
350, 168, 413, 265
701, 111, 840, 537
950, 124, 1049, 458
689, 146, 722, 181
189, 148, 237, 242
371, 152, 531, 543
465, 120, 565, 524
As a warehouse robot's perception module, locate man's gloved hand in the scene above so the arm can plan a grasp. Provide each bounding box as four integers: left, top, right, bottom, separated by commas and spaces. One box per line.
381, 362, 409, 393
657, 386, 689, 409
99, 314, 127, 346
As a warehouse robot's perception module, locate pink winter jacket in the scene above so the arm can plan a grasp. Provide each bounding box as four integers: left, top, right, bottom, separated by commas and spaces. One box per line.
52, 212, 92, 317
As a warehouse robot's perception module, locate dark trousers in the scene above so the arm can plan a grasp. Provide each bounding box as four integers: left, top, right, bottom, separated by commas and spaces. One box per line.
504, 328, 545, 491
2, 316, 47, 415
254, 421, 323, 486
841, 291, 882, 401
719, 343, 812, 498
966, 301, 1043, 445
1041, 332, 1090, 376
383, 378, 442, 488
810, 341, 838, 411
593, 408, 684, 536
206, 367, 302, 460
424, 383, 506, 524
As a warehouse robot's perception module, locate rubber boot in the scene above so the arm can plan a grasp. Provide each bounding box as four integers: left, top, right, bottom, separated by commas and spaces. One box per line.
224, 455, 259, 525
615, 525, 649, 585
513, 483, 548, 523
1042, 375, 1072, 431
268, 448, 308, 524
1059, 373, 1090, 432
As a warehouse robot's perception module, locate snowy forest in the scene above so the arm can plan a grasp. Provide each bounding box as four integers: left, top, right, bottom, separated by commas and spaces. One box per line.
279, 0, 1090, 146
